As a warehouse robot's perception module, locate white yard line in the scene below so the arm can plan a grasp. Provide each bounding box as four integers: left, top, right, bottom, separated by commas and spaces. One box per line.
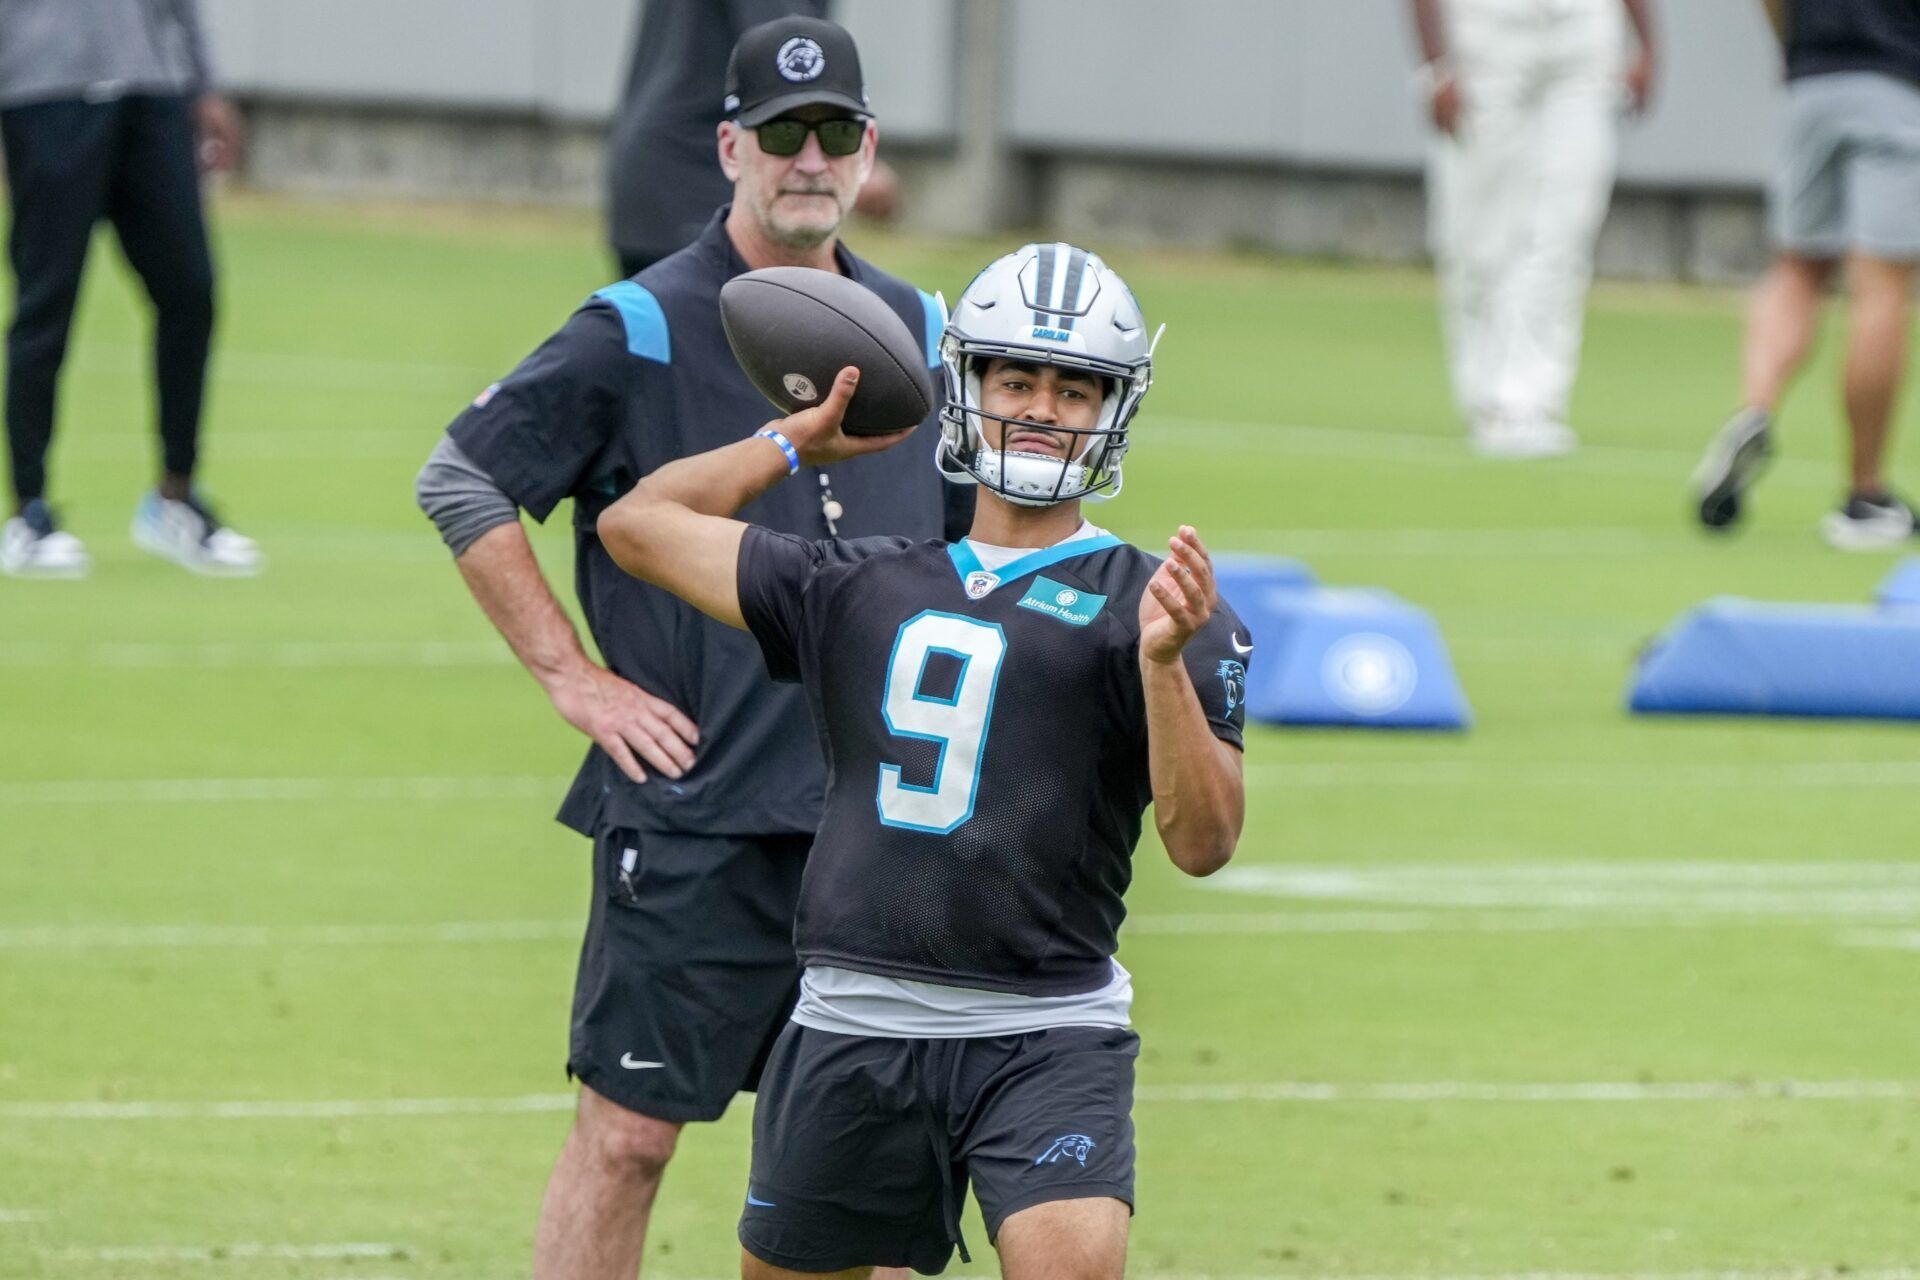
54, 1242, 406, 1261
4, 1095, 575, 1120
1241, 761, 1920, 788
1840, 929, 1920, 952
9, 1081, 1919, 1123
1205, 861, 1920, 919
7, 760, 1920, 808
0, 775, 568, 805
0, 1208, 46, 1223
1201, 526, 1665, 557
1137, 1080, 1920, 1103
1151, 417, 1833, 485
3, 903, 1889, 952
1137, 1272, 1920, 1280
0, 640, 512, 669
0, 920, 581, 949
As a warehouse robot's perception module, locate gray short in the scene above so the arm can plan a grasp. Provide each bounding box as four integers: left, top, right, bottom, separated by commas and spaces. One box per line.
1773, 71, 1920, 261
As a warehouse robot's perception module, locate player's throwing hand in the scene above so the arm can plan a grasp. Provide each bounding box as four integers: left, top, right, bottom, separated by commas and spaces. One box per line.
780, 368, 911, 469
1139, 525, 1216, 665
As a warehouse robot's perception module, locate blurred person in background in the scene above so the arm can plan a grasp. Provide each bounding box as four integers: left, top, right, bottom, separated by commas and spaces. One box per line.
417, 16, 960, 1279
1693, 0, 1920, 550
1411, 0, 1658, 459
606, 0, 900, 279
0, 0, 261, 579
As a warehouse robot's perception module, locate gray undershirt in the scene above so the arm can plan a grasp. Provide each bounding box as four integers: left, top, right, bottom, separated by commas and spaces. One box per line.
415, 435, 519, 557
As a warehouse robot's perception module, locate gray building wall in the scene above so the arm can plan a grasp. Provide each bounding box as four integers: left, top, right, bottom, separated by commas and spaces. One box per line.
196, 0, 1793, 279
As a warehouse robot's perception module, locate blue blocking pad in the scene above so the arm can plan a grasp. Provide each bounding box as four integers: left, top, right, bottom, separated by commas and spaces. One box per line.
1216, 575, 1472, 729
1212, 554, 1317, 614
1629, 597, 1920, 719
1879, 558, 1920, 609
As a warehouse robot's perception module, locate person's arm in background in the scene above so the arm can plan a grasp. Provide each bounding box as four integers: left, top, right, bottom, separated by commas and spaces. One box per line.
1621, 0, 1659, 115
1761, 0, 1786, 42
1407, 0, 1463, 137
166, 0, 244, 172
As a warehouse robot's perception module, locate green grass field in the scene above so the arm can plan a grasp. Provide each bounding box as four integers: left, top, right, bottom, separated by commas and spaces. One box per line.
3, 194, 1919, 1280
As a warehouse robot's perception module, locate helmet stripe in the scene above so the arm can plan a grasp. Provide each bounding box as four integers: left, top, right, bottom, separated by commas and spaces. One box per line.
1057, 247, 1089, 331
1031, 244, 1057, 328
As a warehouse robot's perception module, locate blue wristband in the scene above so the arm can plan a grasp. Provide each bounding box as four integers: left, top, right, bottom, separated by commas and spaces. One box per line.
757, 427, 801, 476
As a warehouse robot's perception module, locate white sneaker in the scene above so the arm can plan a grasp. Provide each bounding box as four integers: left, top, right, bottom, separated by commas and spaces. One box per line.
1821, 493, 1916, 552
131, 491, 264, 576
0, 499, 90, 579
1469, 415, 1577, 460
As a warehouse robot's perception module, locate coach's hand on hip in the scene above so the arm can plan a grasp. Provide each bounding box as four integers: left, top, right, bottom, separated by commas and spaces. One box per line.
546, 662, 699, 784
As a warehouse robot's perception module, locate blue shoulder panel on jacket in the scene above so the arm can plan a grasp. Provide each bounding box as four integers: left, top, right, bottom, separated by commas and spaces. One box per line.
592, 281, 671, 363
918, 289, 943, 369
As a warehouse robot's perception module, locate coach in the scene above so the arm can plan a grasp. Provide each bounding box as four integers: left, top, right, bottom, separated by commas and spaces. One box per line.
416, 17, 964, 1279
605, 0, 900, 278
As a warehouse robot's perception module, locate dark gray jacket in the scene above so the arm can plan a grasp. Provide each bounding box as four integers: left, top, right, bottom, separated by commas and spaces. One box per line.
0, 0, 213, 109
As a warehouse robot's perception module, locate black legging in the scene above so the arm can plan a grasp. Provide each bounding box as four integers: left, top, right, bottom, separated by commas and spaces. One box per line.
2, 94, 215, 505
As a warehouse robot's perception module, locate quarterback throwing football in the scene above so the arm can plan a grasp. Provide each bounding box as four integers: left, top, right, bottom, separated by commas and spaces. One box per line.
598, 243, 1248, 1280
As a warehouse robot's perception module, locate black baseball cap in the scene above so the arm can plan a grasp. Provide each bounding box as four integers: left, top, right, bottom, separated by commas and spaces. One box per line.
723, 16, 870, 127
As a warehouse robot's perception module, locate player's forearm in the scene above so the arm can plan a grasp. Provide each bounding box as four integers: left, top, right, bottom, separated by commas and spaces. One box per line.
1622, 0, 1656, 55
596, 437, 787, 629
455, 522, 598, 692
1409, 0, 1449, 65
1141, 656, 1244, 877
632, 433, 792, 520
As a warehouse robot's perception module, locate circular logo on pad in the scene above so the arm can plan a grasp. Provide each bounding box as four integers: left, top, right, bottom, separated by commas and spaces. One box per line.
1321, 633, 1417, 716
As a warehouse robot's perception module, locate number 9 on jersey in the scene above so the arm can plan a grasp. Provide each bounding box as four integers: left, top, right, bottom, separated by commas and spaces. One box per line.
877, 612, 1008, 834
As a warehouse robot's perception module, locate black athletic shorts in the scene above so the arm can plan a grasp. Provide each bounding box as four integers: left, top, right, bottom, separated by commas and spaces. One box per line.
567, 828, 809, 1123
739, 1022, 1138, 1275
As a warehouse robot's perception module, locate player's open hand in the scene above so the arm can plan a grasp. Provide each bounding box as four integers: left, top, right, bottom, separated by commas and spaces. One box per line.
781, 368, 909, 468
1140, 526, 1216, 665
547, 663, 699, 784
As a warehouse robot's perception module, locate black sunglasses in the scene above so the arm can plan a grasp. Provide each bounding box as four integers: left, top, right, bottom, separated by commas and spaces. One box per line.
753, 116, 865, 158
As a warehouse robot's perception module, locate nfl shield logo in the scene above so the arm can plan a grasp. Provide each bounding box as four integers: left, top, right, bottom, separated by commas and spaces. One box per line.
965, 571, 999, 599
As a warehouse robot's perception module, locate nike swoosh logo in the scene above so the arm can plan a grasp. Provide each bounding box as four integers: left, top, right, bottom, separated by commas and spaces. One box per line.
1231, 634, 1254, 656
619, 1054, 664, 1070
746, 1192, 778, 1208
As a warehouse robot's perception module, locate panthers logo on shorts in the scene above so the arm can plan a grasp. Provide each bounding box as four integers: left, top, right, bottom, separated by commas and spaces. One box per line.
1034, 1133, 1096, 1167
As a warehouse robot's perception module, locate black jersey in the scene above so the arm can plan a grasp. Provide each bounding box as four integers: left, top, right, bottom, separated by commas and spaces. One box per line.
738, 526, 1250, 998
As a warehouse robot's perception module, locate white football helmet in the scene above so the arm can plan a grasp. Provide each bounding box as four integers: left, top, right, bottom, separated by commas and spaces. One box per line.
937, 243, 1158, 507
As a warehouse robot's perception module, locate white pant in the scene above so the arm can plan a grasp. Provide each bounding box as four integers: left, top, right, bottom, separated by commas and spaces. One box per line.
1429, 0, 1625, 427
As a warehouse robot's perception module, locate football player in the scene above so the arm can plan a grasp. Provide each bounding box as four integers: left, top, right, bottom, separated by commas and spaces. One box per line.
597, 243, 1248, 1280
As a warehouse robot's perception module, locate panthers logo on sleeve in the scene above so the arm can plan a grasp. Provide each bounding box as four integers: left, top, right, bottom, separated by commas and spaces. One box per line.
1217, 659, 1247, 717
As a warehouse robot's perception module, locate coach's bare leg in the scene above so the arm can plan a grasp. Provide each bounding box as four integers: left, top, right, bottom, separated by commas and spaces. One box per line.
534, 1085, 680, 1280
1840, 253, 1916, 494
1741, 253, 1836, 413
994, 1197, 1129, 1280
740, 1254, 872, 1280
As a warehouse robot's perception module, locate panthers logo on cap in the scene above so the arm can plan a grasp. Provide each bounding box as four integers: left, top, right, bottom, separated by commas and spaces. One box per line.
777, 36, 826, 82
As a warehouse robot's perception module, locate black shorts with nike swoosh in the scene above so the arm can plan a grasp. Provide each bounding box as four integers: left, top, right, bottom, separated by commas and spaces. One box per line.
738, 1022, 1138, 1274
568, 827, 809, 1123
